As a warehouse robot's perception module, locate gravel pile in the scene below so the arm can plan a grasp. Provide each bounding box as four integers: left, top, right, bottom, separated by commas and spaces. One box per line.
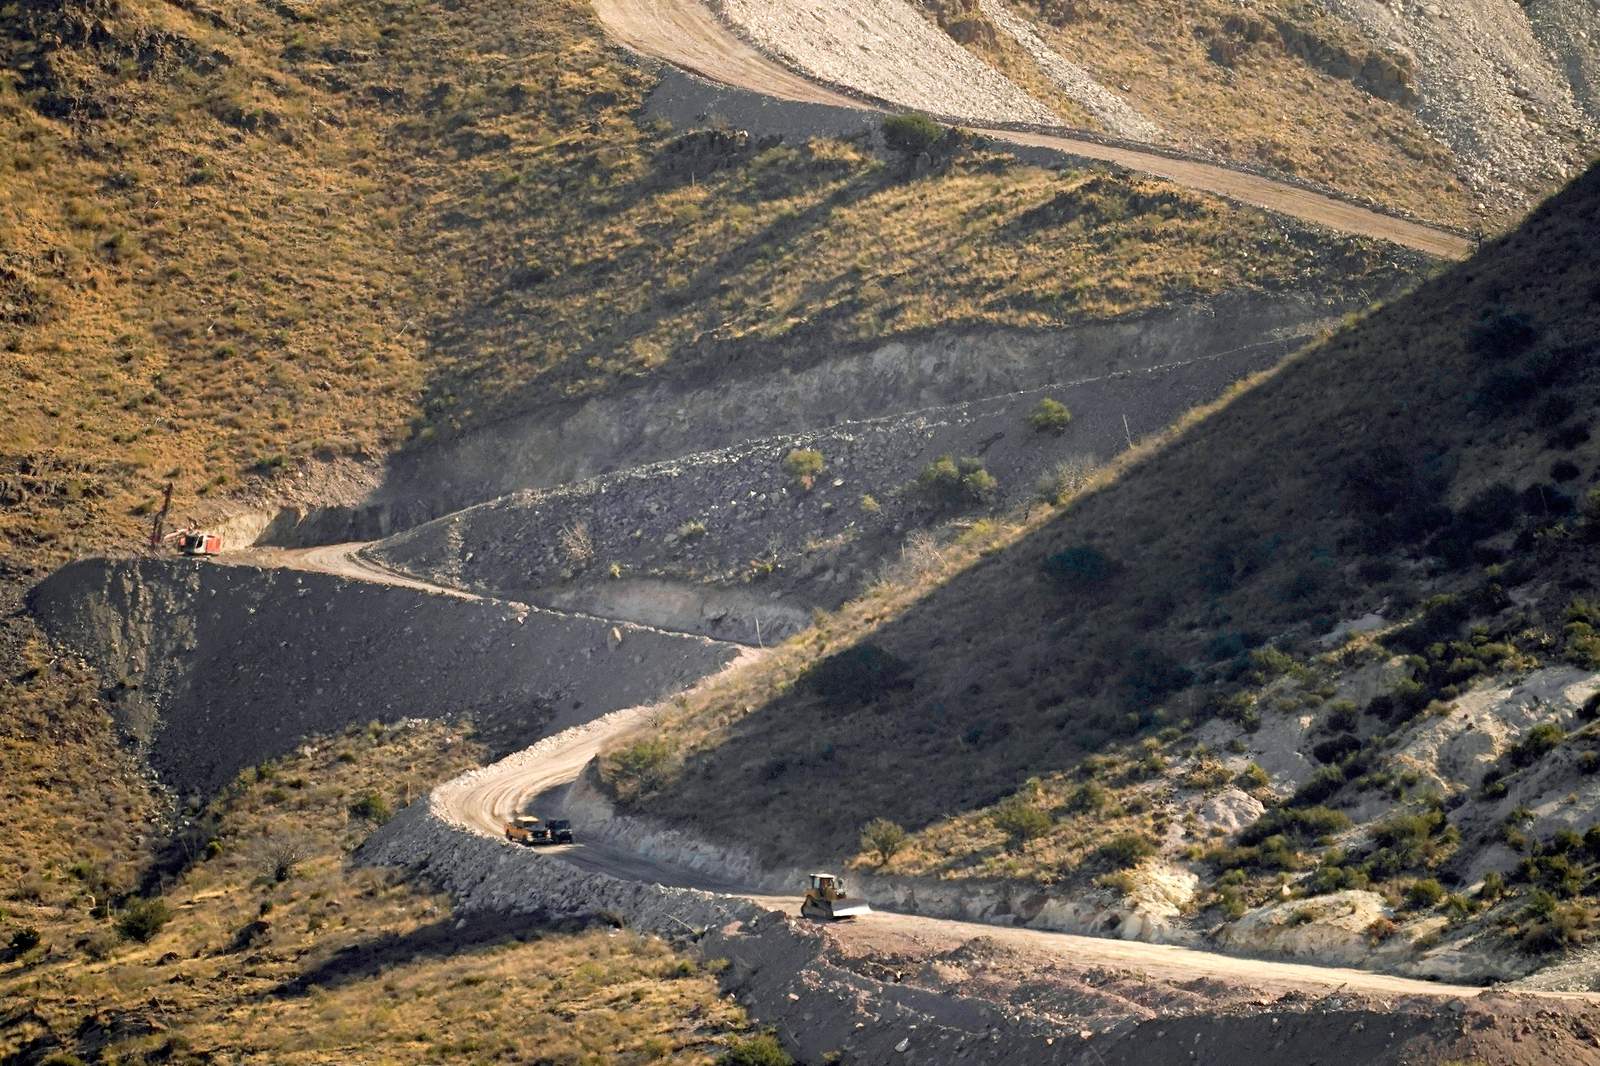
1317, 0, 1597, 217
712, 0, 1059, 124
977, 0, 1165, 141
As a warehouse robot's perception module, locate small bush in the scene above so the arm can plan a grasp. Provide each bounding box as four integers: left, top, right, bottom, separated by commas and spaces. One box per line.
1510, 723, 1566, 768
607, 737, 678, 798
1468, 310, 1539, 360
913, 455, 997, 510
859, 818, 909, 866
881, 113, 945, 158
806, 643, 912, 705
991, 795, 1053, 852
348, 791, 392, 823
1236, 762, 1271, 792
1034, 455, 1097, 504
1026, 397, 1072, 435
1095, 832, 1156, 870
1405, 878, 1446, 909
116, 897, 172, 943
783, 448, 824, 489
717, 1032, 794, 1066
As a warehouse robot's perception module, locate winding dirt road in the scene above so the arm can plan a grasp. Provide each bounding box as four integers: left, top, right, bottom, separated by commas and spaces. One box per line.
249, 543, 1592, 1001
591, 0, 1473, 258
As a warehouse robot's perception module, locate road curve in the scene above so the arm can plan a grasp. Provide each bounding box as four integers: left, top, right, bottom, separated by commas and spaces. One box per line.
435, 685, 1515, 1000
590, 0, 1472, 259
243, 543, 1587, 1000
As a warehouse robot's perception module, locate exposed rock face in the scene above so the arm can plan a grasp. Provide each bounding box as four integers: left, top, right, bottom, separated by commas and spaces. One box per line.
27, 558, 739, 794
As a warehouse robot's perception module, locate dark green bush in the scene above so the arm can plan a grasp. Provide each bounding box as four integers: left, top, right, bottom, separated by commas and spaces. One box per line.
881, 113, 945, 158
348, 791, 392, 823
912, 455, 997, 510
1241, 805, 1351, 846
1510, 723, 1566, 768
806, 643, 912, 705
1026, 397, 1072, 434
8, 926, 41, 954
1095, 832, 1157, 869
991, 795, 1053, 852
116, 897, 172, 943
1405, 878, 1446, 909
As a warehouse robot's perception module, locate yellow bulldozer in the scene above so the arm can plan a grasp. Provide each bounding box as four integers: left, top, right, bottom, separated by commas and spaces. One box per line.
799, 872, 870, 920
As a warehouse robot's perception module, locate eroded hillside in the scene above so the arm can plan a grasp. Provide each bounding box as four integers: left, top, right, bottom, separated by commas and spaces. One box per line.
602, 161, 1600, 980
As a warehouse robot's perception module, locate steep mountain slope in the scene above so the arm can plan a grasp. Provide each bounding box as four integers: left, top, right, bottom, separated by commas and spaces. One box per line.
605, 161, 1600, 974
0, 0, 1417, 573
714, 0, 1596, 226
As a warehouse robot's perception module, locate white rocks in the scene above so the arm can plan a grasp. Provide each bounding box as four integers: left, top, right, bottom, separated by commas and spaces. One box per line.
712, 0, 1058, 124
977, 0, 1164, 140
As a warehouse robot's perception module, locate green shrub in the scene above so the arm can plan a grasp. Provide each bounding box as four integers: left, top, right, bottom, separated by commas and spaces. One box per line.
1236, 762, 1271, 792
1026, 397, 1072, 434
607, 737, 678, 798
1405, 877, 1446, 909
1480, 870, 1505, 901
1067, 781, 1108, 813
806, 643, 912, 705
116, 897, 172, 943
1510, 723, 1566, 768
717, 1032, 794, 1066
991, 795, 1053, 852
881, 113, 945, 158
1241, 805, 1350, 846
1095, 832, 1156, 869
782, 448, 824, 487
859, 818, 909, 866
912, 455, 997, 509
348, 791, 392, 823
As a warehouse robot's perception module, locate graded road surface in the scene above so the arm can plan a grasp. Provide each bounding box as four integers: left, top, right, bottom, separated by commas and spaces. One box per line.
250, 544, 1596, 1001
591, 0, 1474, 259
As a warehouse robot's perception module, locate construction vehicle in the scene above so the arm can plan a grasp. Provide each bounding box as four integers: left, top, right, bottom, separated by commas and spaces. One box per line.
171, 529, 223, 556
147, 481, 222, 556
800, 872, 870, 920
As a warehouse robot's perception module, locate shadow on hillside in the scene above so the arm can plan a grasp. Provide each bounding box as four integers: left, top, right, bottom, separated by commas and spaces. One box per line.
266, 909, 610, 996
638, 161, 1600, 861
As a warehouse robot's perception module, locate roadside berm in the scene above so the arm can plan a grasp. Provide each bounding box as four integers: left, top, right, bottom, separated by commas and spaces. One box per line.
361, 763, 1600, 1065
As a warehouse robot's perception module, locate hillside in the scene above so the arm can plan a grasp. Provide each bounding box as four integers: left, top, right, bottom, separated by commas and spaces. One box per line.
602, 160, 1600, 977
0, 0, 1420, 575
706, 0, 1597, 226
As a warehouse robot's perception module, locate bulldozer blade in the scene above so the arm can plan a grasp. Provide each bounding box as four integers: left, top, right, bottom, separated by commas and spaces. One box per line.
827, 900, 871, 918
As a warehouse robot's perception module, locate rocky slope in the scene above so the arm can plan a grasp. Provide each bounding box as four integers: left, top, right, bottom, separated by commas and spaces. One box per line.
601, 160, 1600, 979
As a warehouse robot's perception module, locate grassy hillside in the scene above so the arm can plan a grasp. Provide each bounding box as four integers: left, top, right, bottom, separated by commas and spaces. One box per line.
0, 719, 762, 1064
0, 0, 1422, 572
603, 162, 1600, 957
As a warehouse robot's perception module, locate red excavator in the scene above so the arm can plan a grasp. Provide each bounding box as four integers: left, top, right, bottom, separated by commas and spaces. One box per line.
148, 482, 222, 556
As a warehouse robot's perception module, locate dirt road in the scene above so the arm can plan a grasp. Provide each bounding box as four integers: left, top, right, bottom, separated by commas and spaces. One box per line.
436, 689, 1512, 999
248, 544, 1592, 1001
591, 0, 1473, 258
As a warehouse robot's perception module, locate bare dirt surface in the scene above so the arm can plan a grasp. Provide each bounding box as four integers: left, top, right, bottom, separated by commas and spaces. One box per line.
592, 0, 1473, 257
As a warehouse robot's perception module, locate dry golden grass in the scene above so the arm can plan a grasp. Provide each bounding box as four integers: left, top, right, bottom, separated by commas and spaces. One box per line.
0, 0, 1412, 570
1014, 0, 1481, 227
0, 720, 755, 1065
